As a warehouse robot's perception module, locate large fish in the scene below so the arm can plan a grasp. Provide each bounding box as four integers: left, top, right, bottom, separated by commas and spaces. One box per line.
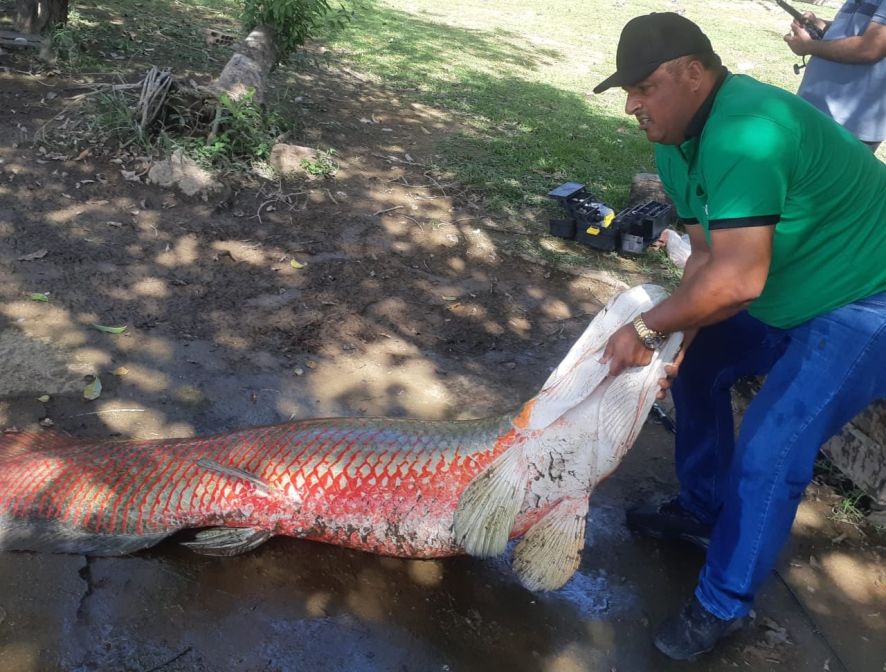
0, 284, 681, 590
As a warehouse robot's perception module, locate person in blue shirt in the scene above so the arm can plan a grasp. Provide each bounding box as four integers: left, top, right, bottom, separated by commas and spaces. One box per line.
785, 0, 886, 151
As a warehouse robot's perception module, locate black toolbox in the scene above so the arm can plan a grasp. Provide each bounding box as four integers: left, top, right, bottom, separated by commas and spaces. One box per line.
546, 182, 619, 252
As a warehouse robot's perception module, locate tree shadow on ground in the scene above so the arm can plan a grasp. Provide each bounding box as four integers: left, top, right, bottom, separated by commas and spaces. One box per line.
312, 4, 654, 210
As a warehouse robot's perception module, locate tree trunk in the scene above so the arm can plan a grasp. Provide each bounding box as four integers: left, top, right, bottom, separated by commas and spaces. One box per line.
210, 26, 276, 106
14, 0, 69, 34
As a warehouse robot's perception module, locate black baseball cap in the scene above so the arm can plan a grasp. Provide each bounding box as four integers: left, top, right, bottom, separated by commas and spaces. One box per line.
593, 13, 713, 93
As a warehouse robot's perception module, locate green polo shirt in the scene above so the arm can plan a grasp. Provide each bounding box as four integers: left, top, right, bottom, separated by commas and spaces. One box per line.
656, 73, 886, 329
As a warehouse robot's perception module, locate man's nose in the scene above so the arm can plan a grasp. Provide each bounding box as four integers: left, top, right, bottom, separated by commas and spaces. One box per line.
624, 94, 641, 116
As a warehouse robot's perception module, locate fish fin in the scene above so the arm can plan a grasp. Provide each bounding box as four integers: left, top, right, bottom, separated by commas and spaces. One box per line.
522, 284, 669, 430
195, 458, 275, 496
0, 430, 78, 458
512, 495, 589, 591
595, 331, 684, 476
453, 447, 529, 558
0, 517, 168, 555
181, 526, 271, 557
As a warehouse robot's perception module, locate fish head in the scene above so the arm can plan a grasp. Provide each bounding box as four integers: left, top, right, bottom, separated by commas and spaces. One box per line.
518, 284, 670, 431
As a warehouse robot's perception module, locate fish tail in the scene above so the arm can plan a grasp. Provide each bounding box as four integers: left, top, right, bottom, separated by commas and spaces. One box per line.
0, 515, 170, 555
512, 495, 589, 591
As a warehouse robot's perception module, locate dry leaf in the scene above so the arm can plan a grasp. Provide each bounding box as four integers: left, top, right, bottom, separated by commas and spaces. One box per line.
18, 249, 48, 261
290, 259, 306, 269
112, 366, 130, 376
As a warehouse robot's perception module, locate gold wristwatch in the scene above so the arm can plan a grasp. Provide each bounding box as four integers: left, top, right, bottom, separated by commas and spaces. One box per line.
633, 314, 667, 350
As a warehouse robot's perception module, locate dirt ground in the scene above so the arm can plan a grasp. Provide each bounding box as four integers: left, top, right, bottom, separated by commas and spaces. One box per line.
0, 20, 884, 672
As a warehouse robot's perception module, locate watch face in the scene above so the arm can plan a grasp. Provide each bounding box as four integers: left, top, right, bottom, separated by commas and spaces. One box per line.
643, 334, 663, 350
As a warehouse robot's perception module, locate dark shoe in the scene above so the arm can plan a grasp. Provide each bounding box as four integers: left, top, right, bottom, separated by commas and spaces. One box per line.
625, 497, 711, 549
654, 597, 744, 660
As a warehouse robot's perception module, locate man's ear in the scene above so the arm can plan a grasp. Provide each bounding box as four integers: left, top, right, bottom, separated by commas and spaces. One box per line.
685, 59, 707, 91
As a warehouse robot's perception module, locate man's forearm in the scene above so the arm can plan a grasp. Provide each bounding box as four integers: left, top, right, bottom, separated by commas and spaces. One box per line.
642, 254, 757, 334
805, 34, 885, 63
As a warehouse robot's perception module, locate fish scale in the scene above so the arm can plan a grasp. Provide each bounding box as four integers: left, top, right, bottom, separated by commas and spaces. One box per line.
0, 414, 515, 556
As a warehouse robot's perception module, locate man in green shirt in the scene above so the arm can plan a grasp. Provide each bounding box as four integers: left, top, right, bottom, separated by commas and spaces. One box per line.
593, 12, 886, 661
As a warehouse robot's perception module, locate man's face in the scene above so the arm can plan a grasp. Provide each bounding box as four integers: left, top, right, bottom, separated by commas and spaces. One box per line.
622, 62, 698, 145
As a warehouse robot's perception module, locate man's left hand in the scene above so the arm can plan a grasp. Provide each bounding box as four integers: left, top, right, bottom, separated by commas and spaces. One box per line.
600, 322, 652, 377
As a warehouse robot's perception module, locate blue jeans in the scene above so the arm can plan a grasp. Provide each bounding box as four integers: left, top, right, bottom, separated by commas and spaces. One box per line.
671, 291, 886, 620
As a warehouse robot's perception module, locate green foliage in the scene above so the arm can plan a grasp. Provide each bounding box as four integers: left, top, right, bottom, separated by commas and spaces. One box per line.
831, 491, 869, 527
300, 149, 338, 178
241, 0, 359, 60
191, 90, 284, 165
48, 9, 99, 69
90, 92, 147, 149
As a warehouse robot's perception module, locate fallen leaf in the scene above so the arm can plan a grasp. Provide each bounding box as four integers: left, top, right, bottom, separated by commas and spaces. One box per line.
18, 249, 48, 261
37, 394, 50, 403
120, 170, 141, 182
306, 360, 317, 369
112, 366, 129, 376
441, 295, 458, 301
290, 259, 306, 269
83, 377, 102, 401
93, 324, 128, 334
29, 292, 49, 302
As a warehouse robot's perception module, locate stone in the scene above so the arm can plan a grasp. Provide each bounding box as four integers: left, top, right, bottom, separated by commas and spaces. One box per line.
147, 149, 223, 197
269, 143, 316, 175
629, 172, 672, 207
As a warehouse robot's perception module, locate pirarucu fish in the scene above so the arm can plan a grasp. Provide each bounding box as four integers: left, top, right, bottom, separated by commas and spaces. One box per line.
0, 285, 682, 590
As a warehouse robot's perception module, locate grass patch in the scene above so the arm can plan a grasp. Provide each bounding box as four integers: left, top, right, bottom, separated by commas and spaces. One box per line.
318, 0, 822, 212
813, 456, 874, 527
38, 0, 243, 75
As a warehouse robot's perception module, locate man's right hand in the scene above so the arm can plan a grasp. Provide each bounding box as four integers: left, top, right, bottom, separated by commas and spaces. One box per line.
799, 11, 828, 32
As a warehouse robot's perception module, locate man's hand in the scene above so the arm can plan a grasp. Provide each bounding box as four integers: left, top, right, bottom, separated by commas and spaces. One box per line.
654, 328, 697, 400
786, 13, 886, 63
799, 11, 828, 32
785, 20, 816, 55
600, 322, 652, 377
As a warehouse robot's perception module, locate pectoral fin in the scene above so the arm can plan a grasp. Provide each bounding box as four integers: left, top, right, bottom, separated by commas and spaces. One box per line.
512, 495, 589, 591
181, 526, 271, 556
453, 447, 529, 558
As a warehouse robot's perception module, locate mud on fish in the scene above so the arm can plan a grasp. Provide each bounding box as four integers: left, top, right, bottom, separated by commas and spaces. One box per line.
0, 285, 682, 591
